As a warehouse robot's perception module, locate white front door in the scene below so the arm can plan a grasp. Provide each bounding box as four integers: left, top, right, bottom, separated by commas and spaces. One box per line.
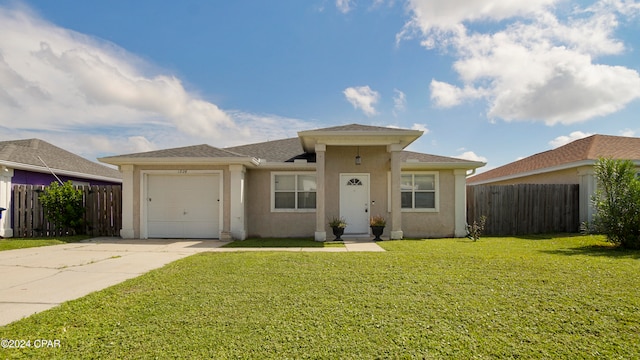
339, 174, 370, 234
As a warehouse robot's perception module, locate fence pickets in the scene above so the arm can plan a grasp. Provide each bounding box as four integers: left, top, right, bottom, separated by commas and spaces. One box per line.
467, 184, 580, 236
12, 185, 122, 238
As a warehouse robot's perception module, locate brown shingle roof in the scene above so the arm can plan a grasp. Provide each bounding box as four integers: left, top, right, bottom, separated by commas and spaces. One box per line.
468, 134, 640, 184
0, 139, 121, 180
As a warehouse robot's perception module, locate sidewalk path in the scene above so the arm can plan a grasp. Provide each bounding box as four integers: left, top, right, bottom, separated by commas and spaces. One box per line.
0, 238, 384, 326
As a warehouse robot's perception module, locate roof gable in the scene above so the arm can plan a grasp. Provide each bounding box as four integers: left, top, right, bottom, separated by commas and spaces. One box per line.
0, 139, 121, 180
468, 134, 640, 184
298, 123, 423, 152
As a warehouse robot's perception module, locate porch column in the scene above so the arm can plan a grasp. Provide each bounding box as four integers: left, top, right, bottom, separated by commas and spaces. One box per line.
0, 166, 13, 238
120, 164, 135, 239
315, 144, 326, 241
229, 165, 247, 240
454, 169, 467, 237
389, 144, 403, 239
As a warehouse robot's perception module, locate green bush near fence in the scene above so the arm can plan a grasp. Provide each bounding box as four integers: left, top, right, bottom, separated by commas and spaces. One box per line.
38, 181, 85, 235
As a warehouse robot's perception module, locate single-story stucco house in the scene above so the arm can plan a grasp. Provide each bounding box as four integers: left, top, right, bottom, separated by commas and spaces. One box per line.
0, 139, 122, 237
467, 134, 640, 224
99, 124, 485, 241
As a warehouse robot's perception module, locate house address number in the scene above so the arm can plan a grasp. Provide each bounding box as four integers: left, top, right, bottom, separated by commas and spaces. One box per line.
178, 170, 188, 174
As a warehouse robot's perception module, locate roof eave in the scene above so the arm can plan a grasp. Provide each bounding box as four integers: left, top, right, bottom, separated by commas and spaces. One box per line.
402, 161, 486, 170
298, 130, 424, 153
98, 156, 260, 167
1, 160, 122, 183
467, 159, 598, 185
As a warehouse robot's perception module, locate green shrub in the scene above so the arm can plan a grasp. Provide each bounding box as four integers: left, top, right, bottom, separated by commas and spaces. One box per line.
39, 181, 85, 235
591, 158, 640, 249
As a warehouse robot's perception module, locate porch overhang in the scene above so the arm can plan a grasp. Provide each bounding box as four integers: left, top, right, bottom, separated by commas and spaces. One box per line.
298, 128, 423, 153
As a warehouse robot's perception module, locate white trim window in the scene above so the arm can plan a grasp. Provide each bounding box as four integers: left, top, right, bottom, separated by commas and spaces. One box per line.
401, 172, 439, 212
272, 173, 316, 211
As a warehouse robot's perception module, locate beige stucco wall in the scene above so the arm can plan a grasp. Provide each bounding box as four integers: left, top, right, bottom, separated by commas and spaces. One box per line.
245, 169, 316, 238
245, 145, 459, 239
402, 169, 456, 238
325, 145, 391, 235
130, 164, 230, 238
125, 145, 464, 239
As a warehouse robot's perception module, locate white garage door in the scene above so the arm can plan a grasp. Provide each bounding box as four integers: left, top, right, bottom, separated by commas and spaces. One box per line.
147, 174, 220, 238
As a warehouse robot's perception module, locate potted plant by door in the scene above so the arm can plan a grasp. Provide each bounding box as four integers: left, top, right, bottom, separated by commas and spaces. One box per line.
329, 216, 347, 241
370, 215, 386, 241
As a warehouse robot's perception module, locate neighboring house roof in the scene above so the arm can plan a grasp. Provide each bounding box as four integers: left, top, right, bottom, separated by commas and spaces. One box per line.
468, 134, 640, 184
0, 139, 121, 181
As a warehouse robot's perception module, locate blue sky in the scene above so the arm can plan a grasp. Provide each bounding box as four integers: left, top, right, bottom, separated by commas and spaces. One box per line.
1, 0, 639, 172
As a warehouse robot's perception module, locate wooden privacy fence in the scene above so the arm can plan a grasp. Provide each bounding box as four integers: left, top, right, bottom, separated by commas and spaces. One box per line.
12, 185, 122, 238
467, 184, 580, 236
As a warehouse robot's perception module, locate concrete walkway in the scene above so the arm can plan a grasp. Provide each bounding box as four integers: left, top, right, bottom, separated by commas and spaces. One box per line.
0, 237, 384, 326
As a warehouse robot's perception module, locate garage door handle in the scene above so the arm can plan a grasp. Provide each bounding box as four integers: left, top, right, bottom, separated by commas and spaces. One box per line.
148, 198, 152, 202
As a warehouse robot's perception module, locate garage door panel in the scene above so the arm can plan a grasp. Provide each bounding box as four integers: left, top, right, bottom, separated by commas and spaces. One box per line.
147, 174, 220, 239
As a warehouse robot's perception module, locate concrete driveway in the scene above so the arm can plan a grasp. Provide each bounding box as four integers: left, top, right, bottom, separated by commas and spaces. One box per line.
0, 238, 231, 326
0, 237, 383, 326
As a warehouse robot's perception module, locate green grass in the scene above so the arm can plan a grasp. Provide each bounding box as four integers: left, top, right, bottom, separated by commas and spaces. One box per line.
0, 235, 91, 251
223, 237, 345, 248
1, 235, 639, 358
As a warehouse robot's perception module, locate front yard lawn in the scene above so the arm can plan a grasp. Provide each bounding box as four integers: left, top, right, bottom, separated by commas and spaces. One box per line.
0, 235, 91, 252
1, 235, 639, 358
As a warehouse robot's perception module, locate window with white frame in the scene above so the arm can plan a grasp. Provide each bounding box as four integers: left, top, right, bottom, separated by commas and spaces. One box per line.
272, 173, 316, 211
400, 172, 438, 211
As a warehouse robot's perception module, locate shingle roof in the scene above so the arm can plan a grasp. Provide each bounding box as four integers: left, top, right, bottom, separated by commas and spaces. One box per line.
98, 124, 482, 168
468, 134, 640, 184
0, 139, 121, 180
306, 123, 413, 132
104, 144, 248, 159
400, 150, 478, 163
225, 138, 479, 165
225, 138, 309, 162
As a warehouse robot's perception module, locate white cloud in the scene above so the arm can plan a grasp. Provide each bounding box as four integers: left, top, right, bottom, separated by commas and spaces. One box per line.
398, 0, 557, 47
549, 131, 594, 148
410, 123, 429, 133
0, 5, 320, 162
430, 80, 486, 107
393, 89, 406, 114
619, 128, 636, 137
454, 150, 488, 163
403, 0, 640, 125
0, 7, 242, 144
343, 86, 380, 116
336, 0, 354, 13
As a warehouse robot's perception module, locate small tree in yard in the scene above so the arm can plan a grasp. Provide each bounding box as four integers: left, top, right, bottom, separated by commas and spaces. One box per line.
591, 158, 640, 249
39, 181, 85, 235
